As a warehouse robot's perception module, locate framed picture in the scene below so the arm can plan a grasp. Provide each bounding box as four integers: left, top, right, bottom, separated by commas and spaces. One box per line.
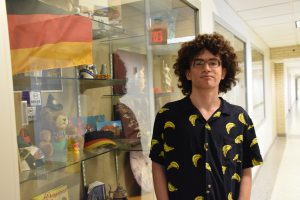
96, 120, 122, 137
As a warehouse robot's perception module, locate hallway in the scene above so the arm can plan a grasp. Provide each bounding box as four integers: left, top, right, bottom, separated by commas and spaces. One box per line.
252, 101, 300, 200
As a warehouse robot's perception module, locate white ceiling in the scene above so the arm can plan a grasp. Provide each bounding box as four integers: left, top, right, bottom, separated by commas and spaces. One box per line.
225, 0, 300, 48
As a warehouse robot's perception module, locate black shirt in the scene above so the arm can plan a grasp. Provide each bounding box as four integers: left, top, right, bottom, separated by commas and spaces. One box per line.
149, 96, 263, 200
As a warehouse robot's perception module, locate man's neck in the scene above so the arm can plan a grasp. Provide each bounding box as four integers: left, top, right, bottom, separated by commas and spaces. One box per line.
189, 89, 221, 120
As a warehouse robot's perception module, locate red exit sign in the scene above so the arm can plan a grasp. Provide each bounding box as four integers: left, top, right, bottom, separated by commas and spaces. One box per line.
151, 29, 167, 45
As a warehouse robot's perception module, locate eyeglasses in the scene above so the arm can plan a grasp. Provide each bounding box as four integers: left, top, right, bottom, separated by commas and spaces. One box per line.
193, 58, 221, 69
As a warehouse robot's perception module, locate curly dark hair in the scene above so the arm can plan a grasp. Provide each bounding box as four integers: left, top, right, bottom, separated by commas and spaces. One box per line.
173, 32, 240, 95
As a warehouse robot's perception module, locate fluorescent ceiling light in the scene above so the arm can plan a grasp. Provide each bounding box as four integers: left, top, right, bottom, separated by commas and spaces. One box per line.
296, 20, 300, 28
167, 36, 195, 44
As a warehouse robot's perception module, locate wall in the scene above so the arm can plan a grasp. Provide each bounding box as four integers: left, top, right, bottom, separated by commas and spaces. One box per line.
270, 45, 300, 131
270, 45, 300, 60
288, 73, 296, 109
0, 0, 21, 198
274, 63, 286, 135
286, 70, 298, 109
298, 78, 300, 100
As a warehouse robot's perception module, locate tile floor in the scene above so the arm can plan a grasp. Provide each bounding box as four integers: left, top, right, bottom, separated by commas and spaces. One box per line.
251, 101, 300, 200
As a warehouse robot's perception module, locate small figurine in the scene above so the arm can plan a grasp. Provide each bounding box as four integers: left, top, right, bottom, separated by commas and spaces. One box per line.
19, 146, 45, 171
108, 184, 128, 200
38, 94, 82, 157
39, 130, 54, 158
162, 63, 172, 92
96, 64, 111, 79
19, 128, 32, 145
86, 181, 106, 200
78, 64, 96, 79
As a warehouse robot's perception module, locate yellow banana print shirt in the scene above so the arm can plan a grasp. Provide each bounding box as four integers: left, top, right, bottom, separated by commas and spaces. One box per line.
150, 96, 263, 200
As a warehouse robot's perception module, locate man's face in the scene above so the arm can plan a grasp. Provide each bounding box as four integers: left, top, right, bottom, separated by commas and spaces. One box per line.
186, 49, 226, 92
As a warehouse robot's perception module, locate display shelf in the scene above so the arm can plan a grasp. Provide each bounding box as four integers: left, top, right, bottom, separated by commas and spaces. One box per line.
12, 75, 126, 92
19, 139, 142, 184
79, 78, 126, 93
77, 13, 141, 42
154, 91, 180, 97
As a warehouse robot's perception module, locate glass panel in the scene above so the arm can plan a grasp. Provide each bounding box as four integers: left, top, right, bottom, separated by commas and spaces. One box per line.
150, 0, 197, 113
7, 0, 196, 199
214, 22, 247, 109
252, 49, 265, 126
6, 0, 150, 199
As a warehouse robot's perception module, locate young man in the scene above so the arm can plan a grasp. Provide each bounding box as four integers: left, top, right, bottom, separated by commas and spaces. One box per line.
149, 33, 263, 200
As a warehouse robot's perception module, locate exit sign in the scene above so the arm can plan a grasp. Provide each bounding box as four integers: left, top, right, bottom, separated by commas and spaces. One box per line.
150, 29, 167, 45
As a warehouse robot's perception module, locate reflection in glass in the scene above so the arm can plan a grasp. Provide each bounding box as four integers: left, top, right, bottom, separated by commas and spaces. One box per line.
151, 0, 197, 113
214, 22, 247, 109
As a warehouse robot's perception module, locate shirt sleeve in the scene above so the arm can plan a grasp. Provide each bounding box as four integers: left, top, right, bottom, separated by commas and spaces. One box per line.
149, 107, 167, 165
242, 112, 263, 169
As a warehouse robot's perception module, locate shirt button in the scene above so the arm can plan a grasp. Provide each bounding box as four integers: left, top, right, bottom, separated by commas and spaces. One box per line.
206, 190, 210, 194
204, 143, 209, 151
208, 184, 212, 188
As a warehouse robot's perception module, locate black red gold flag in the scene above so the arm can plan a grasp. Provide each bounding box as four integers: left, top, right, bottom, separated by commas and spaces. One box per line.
6, 0, 93, 74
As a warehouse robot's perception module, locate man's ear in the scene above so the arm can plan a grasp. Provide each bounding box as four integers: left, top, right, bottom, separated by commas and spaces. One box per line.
186, 70, 191, 80
221, 68, 227, 80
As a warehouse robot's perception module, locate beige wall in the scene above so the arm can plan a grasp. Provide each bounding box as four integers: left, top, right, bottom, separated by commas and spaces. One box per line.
271, 45, 300, 60
274, 63, 286, 135
270, 45, 300, 135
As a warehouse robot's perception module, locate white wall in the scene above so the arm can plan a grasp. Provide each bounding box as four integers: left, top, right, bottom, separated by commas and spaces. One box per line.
198, 0, 277, 177
298, 78, 300, 100
289, 74, 296, 107
0, 0, 21, 199
284, 66, 289, 117
286, 68, 298, 109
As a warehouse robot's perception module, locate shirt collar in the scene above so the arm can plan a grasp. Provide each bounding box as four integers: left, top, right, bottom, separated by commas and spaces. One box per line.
219, 97, 232, 116
182, 95, 232, 116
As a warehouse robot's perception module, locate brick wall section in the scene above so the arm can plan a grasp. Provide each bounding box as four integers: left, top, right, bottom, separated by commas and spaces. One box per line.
274, 63, 286, 135
270, 45, 300, 60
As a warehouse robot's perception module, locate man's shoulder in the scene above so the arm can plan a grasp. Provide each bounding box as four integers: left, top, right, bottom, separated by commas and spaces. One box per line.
164, 97, 187, 108
222, 98, 247, 114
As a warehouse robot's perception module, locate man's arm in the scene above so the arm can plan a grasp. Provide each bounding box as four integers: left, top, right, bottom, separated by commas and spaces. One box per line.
152, 161, 169, 200
238, 168, 252, 200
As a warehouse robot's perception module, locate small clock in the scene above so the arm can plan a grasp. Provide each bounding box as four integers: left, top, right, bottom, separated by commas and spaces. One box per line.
129, 151, 154, 192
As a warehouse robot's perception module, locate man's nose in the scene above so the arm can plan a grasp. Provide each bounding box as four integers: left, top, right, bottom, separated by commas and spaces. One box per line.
202, 62, 211, 70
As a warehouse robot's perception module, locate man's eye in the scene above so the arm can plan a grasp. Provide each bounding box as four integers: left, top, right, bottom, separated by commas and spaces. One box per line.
209, 61, 218, 66
195, 61, 204, 66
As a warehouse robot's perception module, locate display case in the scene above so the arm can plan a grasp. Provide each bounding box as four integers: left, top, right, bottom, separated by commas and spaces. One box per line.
6, 0, 198, 199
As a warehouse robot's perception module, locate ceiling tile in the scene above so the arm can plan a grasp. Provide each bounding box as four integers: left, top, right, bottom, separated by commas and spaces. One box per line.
295, 13, 300, 21
225, 0, 300, 47
225, 0, 289, 11
254, 22, 295, 32
267, 39, 296, 47
293, 1, 300, 12
238, 3, 292, 20
248, 14, 293, 27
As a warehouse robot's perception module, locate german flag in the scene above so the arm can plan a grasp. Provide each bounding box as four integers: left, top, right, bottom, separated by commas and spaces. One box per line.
6, 0, 93, 74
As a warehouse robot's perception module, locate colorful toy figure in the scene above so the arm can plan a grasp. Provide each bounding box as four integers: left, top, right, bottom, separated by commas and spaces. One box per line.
78, 64, 96, 79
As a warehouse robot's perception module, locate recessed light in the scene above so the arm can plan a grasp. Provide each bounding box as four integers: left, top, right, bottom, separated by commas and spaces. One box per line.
296, 20, 300, 28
